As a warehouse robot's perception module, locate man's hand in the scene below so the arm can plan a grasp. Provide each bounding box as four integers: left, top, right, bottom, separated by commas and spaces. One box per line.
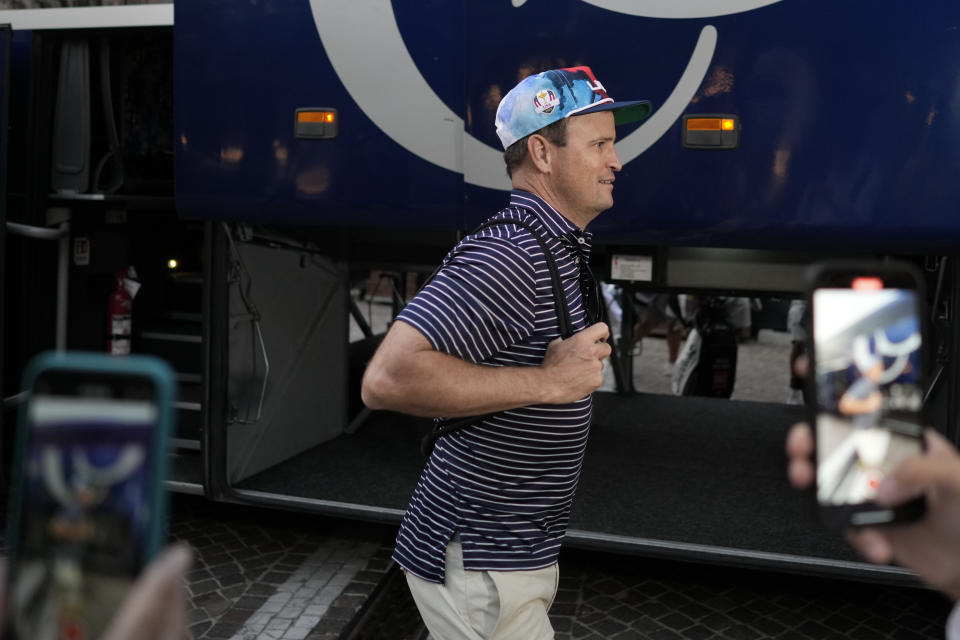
787, 423, 960, 601
540, 322, 611, 404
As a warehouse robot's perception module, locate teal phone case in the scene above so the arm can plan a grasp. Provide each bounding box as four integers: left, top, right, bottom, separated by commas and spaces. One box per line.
5, 351, 178, 573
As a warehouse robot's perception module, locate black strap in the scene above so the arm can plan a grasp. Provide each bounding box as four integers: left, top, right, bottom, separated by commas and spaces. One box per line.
419, 217, 573, 339
419, 217, 574, 457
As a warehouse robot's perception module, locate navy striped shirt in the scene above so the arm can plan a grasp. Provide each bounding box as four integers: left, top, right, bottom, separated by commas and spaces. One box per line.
392, 190, 595, 583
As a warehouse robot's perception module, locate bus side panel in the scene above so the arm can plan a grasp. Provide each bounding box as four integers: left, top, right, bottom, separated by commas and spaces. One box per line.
174, 0, 465, 231
178, 0, 960, 251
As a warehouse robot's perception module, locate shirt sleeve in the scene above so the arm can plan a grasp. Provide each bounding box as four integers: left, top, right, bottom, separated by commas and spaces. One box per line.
396, 234, 538, 364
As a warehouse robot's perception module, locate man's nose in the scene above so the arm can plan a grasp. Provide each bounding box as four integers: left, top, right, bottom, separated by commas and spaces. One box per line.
609, 147, 622, 172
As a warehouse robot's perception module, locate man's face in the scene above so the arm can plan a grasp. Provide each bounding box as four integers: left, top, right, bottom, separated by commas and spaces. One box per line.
547, 110, 621, 226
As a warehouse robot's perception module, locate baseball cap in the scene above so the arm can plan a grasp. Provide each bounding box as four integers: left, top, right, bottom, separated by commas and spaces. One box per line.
495, 66, 651, 150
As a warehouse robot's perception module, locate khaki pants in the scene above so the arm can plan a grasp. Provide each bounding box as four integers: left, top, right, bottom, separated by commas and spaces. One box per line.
405, 538, 559, 640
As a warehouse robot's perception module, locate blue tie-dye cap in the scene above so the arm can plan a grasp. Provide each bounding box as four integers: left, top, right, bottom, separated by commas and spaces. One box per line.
495, 66, 651, 150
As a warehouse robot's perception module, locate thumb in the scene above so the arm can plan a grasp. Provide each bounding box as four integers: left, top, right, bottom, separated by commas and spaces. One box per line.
101, 543, 193, 640
877, 429, 960, 505
923, 428, 959, 458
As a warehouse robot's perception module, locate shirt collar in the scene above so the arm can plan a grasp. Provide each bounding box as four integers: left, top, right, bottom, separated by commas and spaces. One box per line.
508, 190, 592, 246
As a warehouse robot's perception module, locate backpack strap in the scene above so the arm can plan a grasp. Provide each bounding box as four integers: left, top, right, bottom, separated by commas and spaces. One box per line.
471, 217, 574, 339
419, 216, 574, 457
419, 216, 573, 339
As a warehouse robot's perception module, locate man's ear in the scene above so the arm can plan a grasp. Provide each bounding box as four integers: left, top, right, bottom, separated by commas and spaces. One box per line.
527, 134, 552, 173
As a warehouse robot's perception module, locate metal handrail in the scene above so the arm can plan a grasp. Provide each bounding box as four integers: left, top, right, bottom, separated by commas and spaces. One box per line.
5, 220, 70, 350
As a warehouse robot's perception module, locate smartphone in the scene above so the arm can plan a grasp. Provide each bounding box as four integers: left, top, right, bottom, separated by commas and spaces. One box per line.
4, 352, 176, 640
808, 261, 927, 528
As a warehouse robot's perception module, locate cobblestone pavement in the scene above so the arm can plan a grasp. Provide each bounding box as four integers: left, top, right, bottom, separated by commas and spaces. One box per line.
349, 542, 952, 640
0, 489, 952, 639
167, 496, 395, 640
550, 550, 952, 640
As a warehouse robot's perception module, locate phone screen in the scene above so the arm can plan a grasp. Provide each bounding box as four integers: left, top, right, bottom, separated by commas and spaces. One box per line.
813, 285, 925, 522
7, 372, 159, 640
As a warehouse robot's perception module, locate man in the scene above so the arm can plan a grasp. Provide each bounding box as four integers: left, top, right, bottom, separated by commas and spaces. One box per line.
361, 66, 650, 639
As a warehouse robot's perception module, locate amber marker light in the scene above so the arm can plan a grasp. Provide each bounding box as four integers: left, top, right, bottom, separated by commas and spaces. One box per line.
685, 118, 737, 131
297, 110, 336, 124
686, 118, 722, 131
682, 114, 739, 150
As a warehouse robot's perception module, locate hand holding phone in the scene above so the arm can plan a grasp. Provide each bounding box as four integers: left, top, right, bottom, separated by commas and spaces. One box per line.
3, 352, 176, 640
808, 261, 927, 527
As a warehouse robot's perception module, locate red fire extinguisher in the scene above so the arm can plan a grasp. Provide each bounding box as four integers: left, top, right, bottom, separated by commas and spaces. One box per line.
107, 272, 133, 355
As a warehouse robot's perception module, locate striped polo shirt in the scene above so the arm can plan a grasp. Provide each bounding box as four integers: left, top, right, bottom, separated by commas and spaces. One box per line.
392, 189, 595, 583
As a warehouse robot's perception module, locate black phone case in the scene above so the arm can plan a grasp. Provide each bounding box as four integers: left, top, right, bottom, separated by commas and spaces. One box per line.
805, 260, 928, 528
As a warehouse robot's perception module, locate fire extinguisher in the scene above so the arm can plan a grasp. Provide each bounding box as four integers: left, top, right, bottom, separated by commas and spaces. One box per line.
107, 270, 133, 355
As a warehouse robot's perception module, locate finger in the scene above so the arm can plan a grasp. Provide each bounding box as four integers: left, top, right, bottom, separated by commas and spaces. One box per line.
924, 428, 959, 458
161, 564, 189, 640
594, 341, 612, 360
0, 561, 5, 625
581, 322, 609, 342
787, 457, 814, 489
846, 528, 893, 564
793, 354, 809, 379
785, 422, 813, 458
101, 544, 193, 640
877, 433, 960, 505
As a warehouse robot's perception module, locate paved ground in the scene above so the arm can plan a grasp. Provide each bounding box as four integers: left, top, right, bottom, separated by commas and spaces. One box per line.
173, 497, 951, 640
168, 497, 394, 640
550, 550, 951, 640
4, 490, 949, 639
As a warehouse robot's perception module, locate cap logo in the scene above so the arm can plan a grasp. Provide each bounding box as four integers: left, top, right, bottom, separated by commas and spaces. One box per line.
533, 89, 560, 115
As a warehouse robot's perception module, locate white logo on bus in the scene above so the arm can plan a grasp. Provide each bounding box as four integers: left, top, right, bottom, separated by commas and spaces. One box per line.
310, 0, 781, 191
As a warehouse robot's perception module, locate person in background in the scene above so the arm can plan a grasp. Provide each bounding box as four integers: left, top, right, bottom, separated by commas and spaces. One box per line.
633, 293, 686, 377
786, 299, 808, 404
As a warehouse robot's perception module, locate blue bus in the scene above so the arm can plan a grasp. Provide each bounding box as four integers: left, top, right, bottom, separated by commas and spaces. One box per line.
2, 0, 959, 585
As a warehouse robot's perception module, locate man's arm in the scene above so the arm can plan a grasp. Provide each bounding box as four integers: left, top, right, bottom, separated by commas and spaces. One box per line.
361, 319, 610, 418
838, 390, 883, 415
